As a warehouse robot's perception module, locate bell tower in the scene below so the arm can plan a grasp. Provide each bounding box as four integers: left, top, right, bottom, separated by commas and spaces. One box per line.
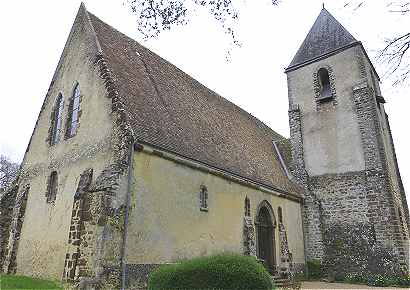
286, 7, 410, 276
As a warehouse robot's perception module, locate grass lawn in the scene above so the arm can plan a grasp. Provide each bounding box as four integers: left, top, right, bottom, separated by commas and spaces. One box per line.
0, 274, 62, 289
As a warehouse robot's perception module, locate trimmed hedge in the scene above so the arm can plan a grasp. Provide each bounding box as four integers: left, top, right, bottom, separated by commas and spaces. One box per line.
148, 254, 274, 290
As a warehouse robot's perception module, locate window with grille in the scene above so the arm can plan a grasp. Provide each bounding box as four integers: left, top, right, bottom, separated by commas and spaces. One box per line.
46, 171, 58, 203
199, 185, 208, 211
66, 83, 81, 138
50, 93, 64, 145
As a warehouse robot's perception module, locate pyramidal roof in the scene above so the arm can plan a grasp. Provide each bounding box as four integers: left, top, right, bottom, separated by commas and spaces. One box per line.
287, 7, 359, 71
68, 4, 302, 196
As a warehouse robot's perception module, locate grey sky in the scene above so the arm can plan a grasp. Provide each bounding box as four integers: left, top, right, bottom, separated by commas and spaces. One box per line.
0, 0, 409, 202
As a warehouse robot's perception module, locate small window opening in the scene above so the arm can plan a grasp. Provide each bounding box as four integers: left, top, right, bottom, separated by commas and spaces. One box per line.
200, 185, 208, 211
51, 93, 64, 145
46, 171, 58, 203
245, 197, 251, 217
318, 68, 332, 101
278, 206, 283, 223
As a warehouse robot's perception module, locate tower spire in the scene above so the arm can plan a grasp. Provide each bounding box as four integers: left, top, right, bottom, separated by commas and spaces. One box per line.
286, 8, 358, 71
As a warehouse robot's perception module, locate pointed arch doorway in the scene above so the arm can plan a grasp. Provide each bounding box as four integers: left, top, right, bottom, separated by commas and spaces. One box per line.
256, 201, 276, 273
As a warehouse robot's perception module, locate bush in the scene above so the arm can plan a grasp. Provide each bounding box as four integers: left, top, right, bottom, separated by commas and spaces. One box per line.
148, 254, 274, 290
306, 259, 321, 280
367, 274, 389, 287
344, 272, 367, 284
396, 275, 410, 287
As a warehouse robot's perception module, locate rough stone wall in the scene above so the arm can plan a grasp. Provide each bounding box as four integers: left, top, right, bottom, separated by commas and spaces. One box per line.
2, 185, 29, 274
243, 216, 257, 257
62, 168, 93, 281
351, 57, 409, 270
124, 264, 161, 289
0, 184, 18, 271
385, 114, 410, 231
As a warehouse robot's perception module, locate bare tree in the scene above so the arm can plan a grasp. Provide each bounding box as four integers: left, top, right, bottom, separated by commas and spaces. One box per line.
0, 155, 19, 191
125, 0, 279, 47
344, 0, 410, 85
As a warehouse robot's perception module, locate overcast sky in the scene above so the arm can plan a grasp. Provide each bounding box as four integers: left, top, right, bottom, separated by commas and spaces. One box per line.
1, 0, 409, 203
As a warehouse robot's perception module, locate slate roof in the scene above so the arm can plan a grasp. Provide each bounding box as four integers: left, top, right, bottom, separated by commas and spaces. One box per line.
274, 139, 294, 174
81, 5, 302, 196
287, 8, 359, 70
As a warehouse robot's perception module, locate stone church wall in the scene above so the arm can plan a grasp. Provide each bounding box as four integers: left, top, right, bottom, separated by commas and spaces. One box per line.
123, 147, 305, 288
6, 10, 119, 280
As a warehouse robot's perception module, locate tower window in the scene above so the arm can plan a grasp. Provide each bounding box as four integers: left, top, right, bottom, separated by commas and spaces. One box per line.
245, 197, 251, 217
66, 83, 81, 138
199, 185, 208, 211
50, 93, 64, 145
46, 171, 58, 203
318, 68, 332, 101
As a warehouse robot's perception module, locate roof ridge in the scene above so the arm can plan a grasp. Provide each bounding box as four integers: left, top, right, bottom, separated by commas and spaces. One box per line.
81, 4, 103, 54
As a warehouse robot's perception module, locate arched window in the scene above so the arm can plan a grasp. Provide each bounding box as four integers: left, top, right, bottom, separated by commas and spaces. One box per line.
318, 68, 332, 101
245, 197, 251, 217
199, 185, 208, 211
278, 206, 283, 223
46, 171, 58, 203
50, 93, 64, 145
66, 83, 81, 138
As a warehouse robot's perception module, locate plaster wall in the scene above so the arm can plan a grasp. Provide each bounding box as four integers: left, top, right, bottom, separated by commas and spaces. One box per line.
287, 46, 365, 176
125, 150, 305, 267
14, 17, 114, 279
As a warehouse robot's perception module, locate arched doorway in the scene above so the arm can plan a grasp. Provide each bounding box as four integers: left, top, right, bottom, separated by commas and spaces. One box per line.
256, 202, 276, 273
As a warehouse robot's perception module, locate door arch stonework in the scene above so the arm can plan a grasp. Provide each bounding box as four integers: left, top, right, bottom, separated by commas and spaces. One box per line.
255, 200, 277, 273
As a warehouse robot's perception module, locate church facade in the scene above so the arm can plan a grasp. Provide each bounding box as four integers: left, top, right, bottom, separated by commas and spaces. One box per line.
0, 3, 408, 289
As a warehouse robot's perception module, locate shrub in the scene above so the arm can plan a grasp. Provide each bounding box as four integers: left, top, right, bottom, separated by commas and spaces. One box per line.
148, 254, 274, 290
306, 259, 321, 280
344, 272, 367, 284
395, 275, 410, 287
367, 274, 389, 287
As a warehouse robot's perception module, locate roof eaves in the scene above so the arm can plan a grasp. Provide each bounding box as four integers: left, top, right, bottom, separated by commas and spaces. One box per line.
136, 139, 303, 202
285, 41, 361, 73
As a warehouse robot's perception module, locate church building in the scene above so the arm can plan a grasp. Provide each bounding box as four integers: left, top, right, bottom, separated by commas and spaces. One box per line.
0, 3, 408, 289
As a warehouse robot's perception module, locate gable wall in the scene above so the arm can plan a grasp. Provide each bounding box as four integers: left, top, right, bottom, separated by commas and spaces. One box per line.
13, 14, 115, 279
125, 149, 305, 271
